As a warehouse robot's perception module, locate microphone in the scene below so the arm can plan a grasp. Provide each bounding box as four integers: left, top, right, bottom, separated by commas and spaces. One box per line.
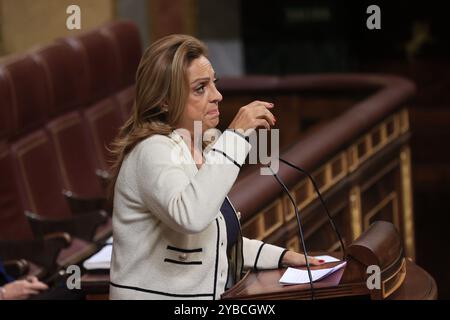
267, 166, 315, 300
278, 158, 346, 259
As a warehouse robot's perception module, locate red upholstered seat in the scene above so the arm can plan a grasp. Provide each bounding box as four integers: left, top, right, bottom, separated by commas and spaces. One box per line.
0, 143, 34, 240
59, 29, 121, 103
0, 69, 14, 141
100, 20, 142, 88
0, 55, 52, 139
0, 143, 98, 272
10, 130, 111, 243
46, 111, 104, 197
31, 42, 90, 116
83, 97, 124, 171
11, 130, 72, 219
0, 19, 141, 279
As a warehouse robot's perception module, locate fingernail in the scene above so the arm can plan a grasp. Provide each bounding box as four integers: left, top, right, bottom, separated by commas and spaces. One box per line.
319, 260, 325, 263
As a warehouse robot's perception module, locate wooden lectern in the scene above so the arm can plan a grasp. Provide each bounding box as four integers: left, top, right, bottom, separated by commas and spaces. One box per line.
221, 221, 432, 300
80, 221, 437, 300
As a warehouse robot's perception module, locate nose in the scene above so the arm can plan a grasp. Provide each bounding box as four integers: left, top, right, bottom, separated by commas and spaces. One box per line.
211, 83, 223, 104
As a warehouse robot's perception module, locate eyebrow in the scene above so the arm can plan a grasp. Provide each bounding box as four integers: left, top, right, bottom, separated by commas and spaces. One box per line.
190, 73, 217, 85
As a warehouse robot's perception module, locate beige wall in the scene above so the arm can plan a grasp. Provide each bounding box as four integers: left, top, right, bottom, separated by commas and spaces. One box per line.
0, 0, 115, 57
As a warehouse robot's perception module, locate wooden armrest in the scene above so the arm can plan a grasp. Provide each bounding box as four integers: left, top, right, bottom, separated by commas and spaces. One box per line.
0, 232, 71, 272
63, 190, 108, 215
25, 210, 108, 243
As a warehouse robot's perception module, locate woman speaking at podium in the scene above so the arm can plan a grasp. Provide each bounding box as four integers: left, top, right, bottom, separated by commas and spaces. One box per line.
108, 35, 324, 300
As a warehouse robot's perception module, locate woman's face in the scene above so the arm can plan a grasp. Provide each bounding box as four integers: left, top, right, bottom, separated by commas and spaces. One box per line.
177, 55, 223, 134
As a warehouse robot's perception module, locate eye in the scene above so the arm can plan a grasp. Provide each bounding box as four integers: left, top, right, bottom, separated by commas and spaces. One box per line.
195, 84, 206, 94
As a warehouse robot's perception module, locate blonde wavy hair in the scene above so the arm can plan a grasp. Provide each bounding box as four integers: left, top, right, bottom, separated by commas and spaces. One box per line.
108, 34, 208, 202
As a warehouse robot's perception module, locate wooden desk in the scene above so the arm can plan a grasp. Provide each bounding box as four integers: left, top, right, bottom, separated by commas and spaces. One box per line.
81, 272, 110, 300
80, 260, 437, 300
387, 260, 437, 300
224, 259, 437, 300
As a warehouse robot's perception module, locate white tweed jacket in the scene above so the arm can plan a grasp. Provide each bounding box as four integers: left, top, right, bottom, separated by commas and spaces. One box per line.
109, 129, 287, 300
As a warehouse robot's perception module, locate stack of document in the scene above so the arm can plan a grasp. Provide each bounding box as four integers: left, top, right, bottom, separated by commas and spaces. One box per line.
279, 255, 346, 285
83, 241, 113, 270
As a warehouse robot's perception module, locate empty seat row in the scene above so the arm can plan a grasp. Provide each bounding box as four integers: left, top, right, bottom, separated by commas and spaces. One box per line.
0, 20, 140, 142
0, 80, 133, 240
0, 20, 141, 282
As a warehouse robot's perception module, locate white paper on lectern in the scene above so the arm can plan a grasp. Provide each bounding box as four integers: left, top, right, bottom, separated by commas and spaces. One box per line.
83, 244, 112, 270
313, 255, 340, 263
279, 262, 347, 285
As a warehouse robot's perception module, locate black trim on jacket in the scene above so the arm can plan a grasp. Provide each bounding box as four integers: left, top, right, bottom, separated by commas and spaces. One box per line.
212, 218, 220, 300
278, 249, 289, 268
253, 243, 266, 271
110, 282, 213, 298
166, 246, 203, 253
225, 129, 249, 142
164, 259, 202, 265
211, 148, 242, 169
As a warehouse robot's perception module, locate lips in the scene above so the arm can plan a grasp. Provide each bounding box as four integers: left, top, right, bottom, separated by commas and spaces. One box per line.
207, 109, 220, 116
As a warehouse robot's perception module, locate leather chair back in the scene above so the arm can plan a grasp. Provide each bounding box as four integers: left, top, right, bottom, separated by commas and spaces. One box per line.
59, 30, 120, 103
46, 111, 104, 197
10, 130, 72, 219
31, 42, 90, 116
0, 68, 15, 141
100, 21, 142, 88
0, 55, 52, 139
83, 98, 124, 171
0, 144, 34, 240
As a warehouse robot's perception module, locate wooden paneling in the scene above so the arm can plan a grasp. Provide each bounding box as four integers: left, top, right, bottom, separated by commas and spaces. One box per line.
0, 0, 114, 56
148, 0, 197, 41
241, 108, 416, 259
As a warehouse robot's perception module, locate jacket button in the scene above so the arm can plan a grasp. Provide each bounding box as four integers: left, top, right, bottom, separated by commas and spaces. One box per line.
221, 242, 224, 247
179, 253, 187, 261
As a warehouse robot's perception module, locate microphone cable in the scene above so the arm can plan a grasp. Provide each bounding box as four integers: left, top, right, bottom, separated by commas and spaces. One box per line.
278, 157, 346, 259
268, 166, 315, 300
